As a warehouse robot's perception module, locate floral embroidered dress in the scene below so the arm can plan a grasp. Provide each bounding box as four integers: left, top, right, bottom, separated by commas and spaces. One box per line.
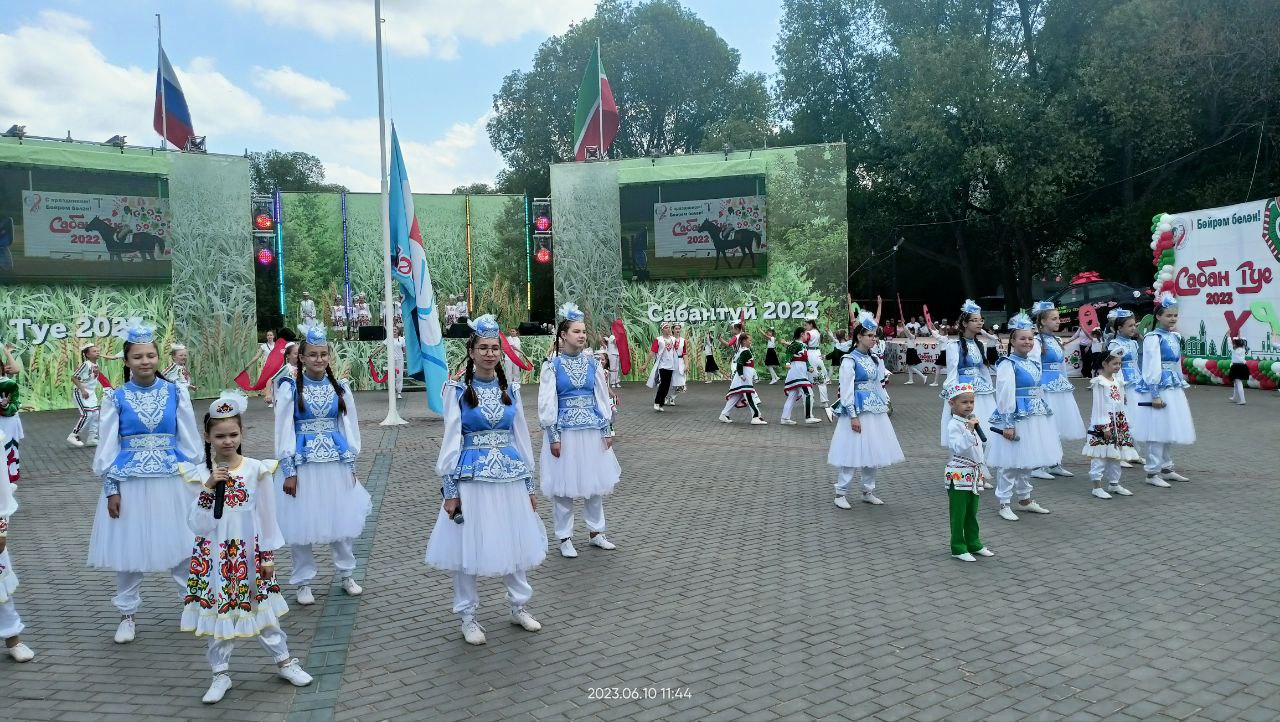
0, 429, 18, 606
1107, 335, 1147, 440
180, 457, 289, 639
0, 376, 23, 482
1082, 376, 1141, 461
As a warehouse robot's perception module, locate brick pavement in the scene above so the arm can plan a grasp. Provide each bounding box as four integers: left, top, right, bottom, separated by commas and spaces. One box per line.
3, 381, 1279, 721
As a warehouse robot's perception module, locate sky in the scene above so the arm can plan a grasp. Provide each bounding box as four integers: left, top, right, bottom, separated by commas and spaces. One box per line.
0, 0, 781, 193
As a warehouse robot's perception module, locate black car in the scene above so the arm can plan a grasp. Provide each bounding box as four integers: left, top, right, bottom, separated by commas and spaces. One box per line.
1046, 281, 1148, 315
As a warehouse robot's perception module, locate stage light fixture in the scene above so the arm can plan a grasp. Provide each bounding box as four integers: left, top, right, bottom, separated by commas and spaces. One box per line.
535, 245, 552, 264
257, 247, 275, 265
534, 213, 551, 233
254, 213, 275, 232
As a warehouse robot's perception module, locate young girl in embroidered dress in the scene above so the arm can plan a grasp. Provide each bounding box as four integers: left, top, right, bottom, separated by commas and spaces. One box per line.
274, 323, 371, 607
426, 315, 547, 646
181, 392, 311, 703
828, 313, 905, 508
719, 333, 766, 424
938, 301, 998, 451
780, 328, 819, 425
1028, 301, 1085, 479
88, 321, 203, 644
0, 356, 24, 482
1082, 349, 1139, 499
0, 429, 34, 662
164, 344, 197, 397
985, 314, 1058, 522
762, 328, 782, 384
540, 304, 621, 559
68, 342, 104, 448
1105, 309, 1149, 474
1135, 293, 1196, 485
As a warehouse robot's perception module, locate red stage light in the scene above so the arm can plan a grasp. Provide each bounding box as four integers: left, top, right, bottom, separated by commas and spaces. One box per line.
254, 213, 275, 231
534, 214, 551, 233
535, 247, 552, 264
257, 247, 275, 265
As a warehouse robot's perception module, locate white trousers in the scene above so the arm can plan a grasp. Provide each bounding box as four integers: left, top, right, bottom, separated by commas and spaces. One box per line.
1143, 442, 1174, 476
905, 365, 927, 383
451, 570, 532, 618
0, 599, 22, 639
207, 624, 291, 673
720, 395, 760, 419
71, 408, 99, 442
781, 389, 813, 420
393, 362, 404, 394
1089, 458, 1122, 484
552, 495, 605, 540
1231, 380, 1245, 402
289, 540, 356, 585
994, 467, 1034, 505
113, 561, 188, 615
834, 466, 876, 494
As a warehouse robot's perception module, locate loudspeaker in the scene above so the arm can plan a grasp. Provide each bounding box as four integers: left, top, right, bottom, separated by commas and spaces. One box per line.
518, 321, 550, 336
358, 326, 387, 342
445, 322, 472, 339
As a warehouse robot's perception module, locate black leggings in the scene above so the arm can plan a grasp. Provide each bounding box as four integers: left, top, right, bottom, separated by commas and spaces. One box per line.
654, 369, 673, 405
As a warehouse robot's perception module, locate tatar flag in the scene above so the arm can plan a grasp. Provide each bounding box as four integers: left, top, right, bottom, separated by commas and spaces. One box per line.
234, 339, 285, 392
153, 47, 196, 149
388, 123, 449, 414
572, 42, 619, 161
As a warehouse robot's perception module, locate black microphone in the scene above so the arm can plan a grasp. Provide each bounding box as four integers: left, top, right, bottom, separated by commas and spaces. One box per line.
967, 415, 987, 443
213, 461, 228, 520
1137, 401, 1158, 407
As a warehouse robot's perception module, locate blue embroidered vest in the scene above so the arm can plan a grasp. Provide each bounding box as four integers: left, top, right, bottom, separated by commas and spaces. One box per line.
1109, 336, 1145, 393
284, 374, 355, 467
988, 354, 1052, 428
450, 378, 530, 483
1146, 329, 1189, 390
105, 379, 188, 481
553, 353, 606, 431
1036, 333, 1073, 393
953, 339, 993, 394
835, 350, 889, 416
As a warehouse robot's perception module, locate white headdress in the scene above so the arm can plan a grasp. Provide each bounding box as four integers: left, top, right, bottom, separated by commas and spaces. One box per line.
468, 314, 501, 338
208, 390, 248, 419
559, 302, 584, 322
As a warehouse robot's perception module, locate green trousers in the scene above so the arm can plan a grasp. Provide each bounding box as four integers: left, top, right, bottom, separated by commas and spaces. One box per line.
947, 484, 984, 556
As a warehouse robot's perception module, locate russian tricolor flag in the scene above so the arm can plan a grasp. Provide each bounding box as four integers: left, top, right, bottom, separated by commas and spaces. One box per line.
153, 47, 195, 149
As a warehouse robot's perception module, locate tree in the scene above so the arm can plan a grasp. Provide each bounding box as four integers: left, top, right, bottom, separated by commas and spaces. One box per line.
248, 150, 348, 195
487, 0, 770, 195
451, 182, 495, 195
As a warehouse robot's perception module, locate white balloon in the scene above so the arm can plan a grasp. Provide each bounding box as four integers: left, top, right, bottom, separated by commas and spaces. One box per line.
1150, 240, 1158, 250
1157, 222, 1172, 232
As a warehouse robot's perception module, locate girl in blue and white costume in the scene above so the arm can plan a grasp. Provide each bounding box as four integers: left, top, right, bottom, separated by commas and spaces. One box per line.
426, 315, 546, 645
274, 323, 370, 606
986, 313, 1058, 521
1135, 293, 1196, 485
88, 321, 203, 645
539, 303, 621, 559
1105, 309, 1151, 476
828, 313, 905, 509
938, 300, 998, 450
1029, 300, 1086, 479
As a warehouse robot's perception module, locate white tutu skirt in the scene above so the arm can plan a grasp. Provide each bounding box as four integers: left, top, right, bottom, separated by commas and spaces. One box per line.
1133, 388, 1196, 445
275, 462, 371, 545
425, 480, 547, 577
1044, 390, 1086, 440
540, 429, 621, 499
828, 412, 905, 469
88, 475, 197, 572
939, 393, 995, 447
985, 415, 1063, 470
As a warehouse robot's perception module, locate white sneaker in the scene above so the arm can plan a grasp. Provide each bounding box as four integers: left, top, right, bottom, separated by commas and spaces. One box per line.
202, 673, 232, 703
1161, 470, 1190, 482
1146, 475, 1172, 488
85, 437, 98, 447
904, 380, 914, 385
510, 608, 542, 632
653, 404, 663, 412
559, 539, 578, 558
804, 417, 821, 424
461, 620, 487, 645
66, 433, 84, 448
1235, 400, 1246, 405
1047, 465, 1074, 477
1018, 500, 1051, 514
953, 552, 977, 562
929, 382, 939, 387
397, 393, 403, 399
341, 577, 363, 596
1109, 484, 1133, 496
589, 534, 616, 550
113, 617, 135, 644
719, 414, 733, 423
974, 547, 995, 557
1119, 460, 1134, 468
998, 505, 1019, 521
750, 417, 768, 425
276, 659, 313, 686
1030, 468, 1055, 480
982, 481, 994, 490
296, 585, 315, 605
768, 378, 779, 384
780, 418, 797, 425
1091, 487, 1113, 499
7, 642, 34, 662
665, 397, 676, 406
862, 492, 884, 505
833, 495, 852, 509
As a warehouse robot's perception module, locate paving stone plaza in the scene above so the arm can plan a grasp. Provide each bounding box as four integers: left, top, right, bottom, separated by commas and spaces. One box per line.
3, 381, 1279, 721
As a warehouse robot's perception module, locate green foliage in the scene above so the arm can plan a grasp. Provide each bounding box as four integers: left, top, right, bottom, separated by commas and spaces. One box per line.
248, 150, 347, 195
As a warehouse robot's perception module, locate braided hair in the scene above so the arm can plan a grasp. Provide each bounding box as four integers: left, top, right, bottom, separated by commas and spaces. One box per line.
956, 310, 987, 368
462, 334, 513, 408
294, 340, 347, 415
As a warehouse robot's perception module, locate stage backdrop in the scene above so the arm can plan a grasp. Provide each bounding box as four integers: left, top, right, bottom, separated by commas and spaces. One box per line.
278, 191, 552, 390
0, 138, 254, 410
550, 144, 848, 381
1164, 197, 1280, 388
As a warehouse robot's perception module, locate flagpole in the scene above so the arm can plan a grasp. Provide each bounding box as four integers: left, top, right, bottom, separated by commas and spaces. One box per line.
157, 14, 168, 151
597, 37, 604, 159
375, 0, 406, 426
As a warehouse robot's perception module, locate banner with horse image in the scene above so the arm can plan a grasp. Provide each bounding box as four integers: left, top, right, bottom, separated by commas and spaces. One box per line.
21, 190, 171, 262
653, 195, 765, 260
